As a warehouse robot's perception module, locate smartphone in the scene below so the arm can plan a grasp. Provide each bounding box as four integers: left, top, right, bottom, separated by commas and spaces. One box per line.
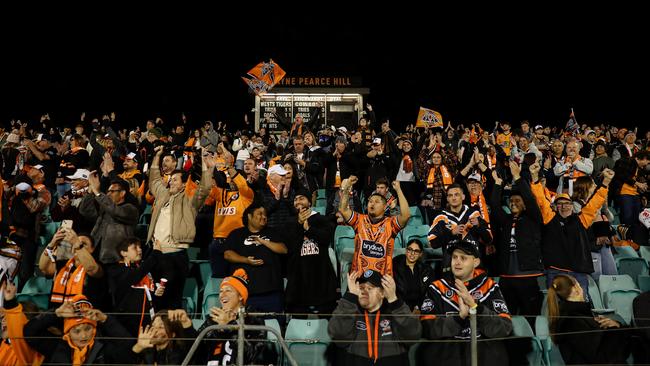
61, 220, 73, 231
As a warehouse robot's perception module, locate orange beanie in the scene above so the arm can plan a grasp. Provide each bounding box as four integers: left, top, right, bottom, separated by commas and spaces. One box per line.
220, 268, 249, 304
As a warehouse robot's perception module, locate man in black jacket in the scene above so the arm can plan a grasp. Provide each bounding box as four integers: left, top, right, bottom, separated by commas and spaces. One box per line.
328, 270, 421, 365
490, 161, 544, 319
530, 162, 614, 296
285, 188, 339, 317
419, 239, 512, 366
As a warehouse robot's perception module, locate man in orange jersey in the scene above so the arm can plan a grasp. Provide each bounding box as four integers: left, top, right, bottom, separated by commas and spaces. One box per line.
206, 148, 254, 278
339, 176, 410, 276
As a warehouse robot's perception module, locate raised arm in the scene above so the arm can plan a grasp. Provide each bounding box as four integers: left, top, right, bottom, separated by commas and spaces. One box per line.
529, 162, 556, 225
579, 169, 613, 228
338, 175, 357, 222
393, 181, 411, 228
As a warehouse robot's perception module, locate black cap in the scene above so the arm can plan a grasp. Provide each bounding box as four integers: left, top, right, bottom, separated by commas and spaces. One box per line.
294, 187, 311, 200
357, 270, 383, 288
446, 239, 480, 258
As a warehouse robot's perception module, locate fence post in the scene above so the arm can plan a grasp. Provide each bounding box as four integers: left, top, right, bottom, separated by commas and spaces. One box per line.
470, 307, 478, 366
237, 306, 245, 366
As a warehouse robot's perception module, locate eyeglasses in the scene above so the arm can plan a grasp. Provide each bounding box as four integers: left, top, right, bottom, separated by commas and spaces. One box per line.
107, 189, 123, 193
406, 248, 422, 254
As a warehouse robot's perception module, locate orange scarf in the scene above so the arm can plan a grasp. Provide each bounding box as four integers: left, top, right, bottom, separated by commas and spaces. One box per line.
63, 327, 96, 366
471, 192, 490, 225
51, 258, 86, 304
290, 122, 303, 138
364, 311, 380, 362
267, 180, 280, 198
427, 165, 453, 189
402, 155, 413, 173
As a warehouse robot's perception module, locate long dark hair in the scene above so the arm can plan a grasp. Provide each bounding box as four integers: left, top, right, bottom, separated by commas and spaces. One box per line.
152, 310, 187, 350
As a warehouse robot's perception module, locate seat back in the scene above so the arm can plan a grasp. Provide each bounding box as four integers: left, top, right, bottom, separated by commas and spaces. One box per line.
334, 226, 355, 256
638, 275, 650, 292
182, 278, 198, 316
401, 224, 429, 249
613, 246, 639, 259
198, 262, 212, 291
202, 277, 223, 318
603, 289, 642, 325
616, 258, 649, 287
599, 275, 637, 295
639, 246, 650, 264
510, 316, 544, 366
313, 206, 326, 216
285, 319, 330, 366
535, 316, 565, 366
408, 206, 424, 226
587, 275, 604, 310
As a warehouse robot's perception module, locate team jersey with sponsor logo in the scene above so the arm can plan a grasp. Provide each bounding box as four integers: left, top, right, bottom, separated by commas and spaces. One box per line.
206, 172, 254, 239
347, 212, 402, 275
420, 269, 511, 339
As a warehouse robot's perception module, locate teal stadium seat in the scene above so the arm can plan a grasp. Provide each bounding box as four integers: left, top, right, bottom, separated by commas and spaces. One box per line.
613, 246, 639, 259
17, 276, 53, 310
334, 226, 355, 256
202, 277, 223, 318
510, 315, 544, 366
616, 257, 649, 287
182, 278, 198, 316
637, 275, 650, 292
285, 318, 330, 366
536, 316, 565, 365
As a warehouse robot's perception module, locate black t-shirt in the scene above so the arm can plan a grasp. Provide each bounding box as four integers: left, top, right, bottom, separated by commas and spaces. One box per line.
224, 227, 284, 295
285, 213, 338, 306
59, 148, 90, 178
28, 147, 58, 188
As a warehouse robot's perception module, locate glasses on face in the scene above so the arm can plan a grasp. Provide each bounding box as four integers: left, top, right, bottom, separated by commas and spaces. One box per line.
406, 247, 422, 254
107, 189, 123, 193
556, 202, 572, 207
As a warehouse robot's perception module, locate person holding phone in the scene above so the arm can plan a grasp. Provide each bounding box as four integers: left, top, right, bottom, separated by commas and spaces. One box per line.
38, 227, 106, 309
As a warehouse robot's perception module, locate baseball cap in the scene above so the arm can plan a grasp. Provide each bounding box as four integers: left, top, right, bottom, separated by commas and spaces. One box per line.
554, 193, 572, 203
67, 169, 91, 180
267, 164, 288, 176
446, 239, 480, 258
34, 134, 49, 142
372, 137, 382, 145
337, 126, 348, 133
534, 125, 544, 131
125, 152, 138, 162
468, 172, 482, 182
31, 164, 44, 171
16, 182, 32, 192
585, 129, 595, 135
357, 269, 383, 288
294, 187, 311, 200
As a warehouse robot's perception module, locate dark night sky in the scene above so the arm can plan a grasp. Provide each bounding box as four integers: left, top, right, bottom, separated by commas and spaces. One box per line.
2, 11, 648, 132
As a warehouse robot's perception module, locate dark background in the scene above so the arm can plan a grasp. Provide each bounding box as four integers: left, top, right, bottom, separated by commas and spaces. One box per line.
2, 11, 647, 132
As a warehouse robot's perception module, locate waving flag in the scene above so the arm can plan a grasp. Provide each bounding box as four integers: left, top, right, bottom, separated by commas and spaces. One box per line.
565, 108, 579, 134
415, 107, 444, 128
243, 59, 286, 95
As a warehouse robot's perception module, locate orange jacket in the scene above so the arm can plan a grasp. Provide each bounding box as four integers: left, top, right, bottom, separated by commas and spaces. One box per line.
0, 301, 44, 366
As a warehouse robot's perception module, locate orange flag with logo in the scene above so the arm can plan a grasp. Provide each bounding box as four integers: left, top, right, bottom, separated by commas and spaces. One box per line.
415, 107, 443, 128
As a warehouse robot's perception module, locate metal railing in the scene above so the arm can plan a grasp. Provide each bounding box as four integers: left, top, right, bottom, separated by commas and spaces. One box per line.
181, 307, 298, 366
